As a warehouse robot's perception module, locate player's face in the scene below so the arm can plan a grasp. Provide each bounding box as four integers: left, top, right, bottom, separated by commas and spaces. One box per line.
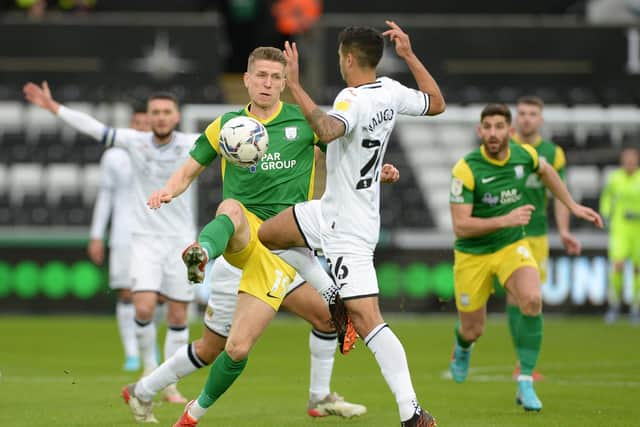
129, 112, 150, 132
147, 99, 180, 139
244, 59, 285, 110
621, 149, 639, 173
478, 115, 512, 157
516, 103, 543, 138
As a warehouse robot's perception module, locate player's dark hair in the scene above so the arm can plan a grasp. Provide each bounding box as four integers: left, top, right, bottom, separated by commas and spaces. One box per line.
131, 102, 147, 115
248, 46, 286, 70
480, 103, 512, 124
338, 26, 383, 69
517, 95, 544, 110
147, 92, 179, 108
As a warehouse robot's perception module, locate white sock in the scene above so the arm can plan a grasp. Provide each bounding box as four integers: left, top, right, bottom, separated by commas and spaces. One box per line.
365, 323, 418, 421
135, 318, 158, 372
116, 301, 138, 358
164, 325, 189, 361
274, 248, 337, 304
309, 329, 336, 402
135, 343, 207, 402
188, 400, 208, 420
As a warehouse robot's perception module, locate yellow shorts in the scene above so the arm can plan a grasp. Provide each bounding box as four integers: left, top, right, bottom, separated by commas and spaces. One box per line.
525, 235, 549, 283
222, 205, 297, 311
454, 239, 539, 312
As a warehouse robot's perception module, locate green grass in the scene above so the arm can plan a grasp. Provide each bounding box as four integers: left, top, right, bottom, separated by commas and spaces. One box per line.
0, 315, 638, 426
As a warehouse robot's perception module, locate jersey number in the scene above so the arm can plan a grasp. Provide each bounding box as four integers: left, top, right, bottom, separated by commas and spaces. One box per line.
356, 139, 383, 190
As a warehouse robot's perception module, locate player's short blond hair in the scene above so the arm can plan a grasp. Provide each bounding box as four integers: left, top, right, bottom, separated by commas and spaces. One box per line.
517, 95, 544, 110
247, 47, 286, 71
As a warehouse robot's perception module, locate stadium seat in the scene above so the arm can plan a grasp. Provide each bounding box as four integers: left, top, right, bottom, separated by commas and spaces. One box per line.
25, 105, 60, 141
0, 102, 24, 134
45, 164, 81, 205
0, 164, 7, 196
8, 163, 43, 205
567, 166, 601, 201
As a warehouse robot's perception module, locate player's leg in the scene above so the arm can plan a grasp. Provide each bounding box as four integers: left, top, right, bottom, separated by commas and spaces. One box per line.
110, 244, 140, 371
327, 251, 434, 426
508, 235, 547, 381
450, 249, 494, 383
115, 287, 139, 371
258, 202, 340, 305
281, 281, 366, 418
183, 199, 250, 283
631, 238, 640, 323
180, 293, 276, 424
501, 242, 543, 411
606, 231, 628, 323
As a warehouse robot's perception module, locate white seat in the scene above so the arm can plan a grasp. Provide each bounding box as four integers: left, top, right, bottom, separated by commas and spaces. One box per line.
82, 164, 102, 204
25, 105, 59, 140
0, 102, 24, 134
0, 164, 7, 196
567, 166, 601, 200
9, 163, 43, 205
44, 163, 80, 204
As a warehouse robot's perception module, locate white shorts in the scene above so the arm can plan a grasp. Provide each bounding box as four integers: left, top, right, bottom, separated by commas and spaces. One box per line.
203, 256, 305, 337
293, 200, 323, 251
323, 252, 378, 300
130, 234, 194, 302
109, 245, 131, 290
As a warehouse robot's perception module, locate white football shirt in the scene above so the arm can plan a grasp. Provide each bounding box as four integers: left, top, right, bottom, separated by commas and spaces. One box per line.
89, 147, 133, 247
58, 106, 199, 238
104, 128, 199, 237
322, 77, 430, 249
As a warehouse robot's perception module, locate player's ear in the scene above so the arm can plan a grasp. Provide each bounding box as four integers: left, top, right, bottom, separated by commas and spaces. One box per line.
476, 125, 483, 140
243, 72, 250, 88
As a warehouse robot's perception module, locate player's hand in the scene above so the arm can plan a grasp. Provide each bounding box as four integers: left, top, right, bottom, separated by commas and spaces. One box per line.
147, 189, 173, 209
560, 231, 582, 256
382, 20, 413, 59
87, 239, 105, 266
571, 204, 604, 229
502, 204, 535, 227
23, 81, 59, 113
380, 163, 400, 183
283, 41, 300, 88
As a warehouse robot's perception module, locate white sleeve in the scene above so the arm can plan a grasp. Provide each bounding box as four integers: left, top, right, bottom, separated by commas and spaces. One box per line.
327, 88, 362, 136
57, 105, 140, 148
89, 154, 115, 240
390, 79, 430, 117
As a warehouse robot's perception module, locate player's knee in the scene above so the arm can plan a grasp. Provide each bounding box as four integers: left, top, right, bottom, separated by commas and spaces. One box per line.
225, 337, 250, 361
519, 293, 542, 316
216, 199, 244, 226
308, 314, 334, 334
135, 304, 155, 321
461, 323, 484, 341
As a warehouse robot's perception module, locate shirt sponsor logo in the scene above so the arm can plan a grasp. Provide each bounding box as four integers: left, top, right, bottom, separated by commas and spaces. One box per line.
258, 152, 297, 171
482, 192, 499, 206
284, 126, 298, 140
500, 189, 521, 204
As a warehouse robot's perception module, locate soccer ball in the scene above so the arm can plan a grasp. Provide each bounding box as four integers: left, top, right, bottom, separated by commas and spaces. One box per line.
218, 116, 269, 167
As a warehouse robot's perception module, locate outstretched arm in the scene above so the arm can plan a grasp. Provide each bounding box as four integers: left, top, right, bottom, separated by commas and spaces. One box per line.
147, 157, 205, 209
23, 80, 109, 142
283, 41, 346, 143
382, 20, 445, 115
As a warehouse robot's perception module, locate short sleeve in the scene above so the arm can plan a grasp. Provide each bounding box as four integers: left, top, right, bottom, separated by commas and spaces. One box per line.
327, 87, 361, 135
389, 78, 430, 116
553, 145, 567, 180
450, 159, 474, 204
190, 118, 221, 166
520, 144, 540, 172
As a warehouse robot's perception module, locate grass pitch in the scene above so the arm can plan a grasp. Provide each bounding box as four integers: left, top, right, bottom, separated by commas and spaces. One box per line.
0, 314, 638, 426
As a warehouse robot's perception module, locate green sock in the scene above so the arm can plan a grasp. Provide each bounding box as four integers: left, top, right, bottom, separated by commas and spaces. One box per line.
506, 304, 521, 350
455, 321, 473, 349
516, 314, 543, 376
198, 214, 235, 259
196, 350, 248, 409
